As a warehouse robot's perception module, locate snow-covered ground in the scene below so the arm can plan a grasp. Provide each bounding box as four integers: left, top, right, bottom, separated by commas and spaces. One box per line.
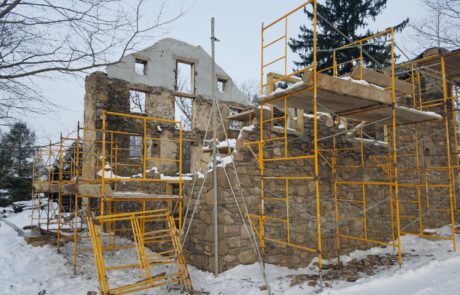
1, 205, 460, 294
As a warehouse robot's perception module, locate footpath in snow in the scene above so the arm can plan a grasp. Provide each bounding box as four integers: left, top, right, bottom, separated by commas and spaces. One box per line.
1, 205, 460, 294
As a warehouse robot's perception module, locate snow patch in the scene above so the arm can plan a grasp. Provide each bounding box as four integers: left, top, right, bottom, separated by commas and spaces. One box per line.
397, 105, 442, 119
2, 208, 460, 294
97, 166, 130, 179
202, 139, 236, 152
238, 124, 255, 140
338, 76, 385, 90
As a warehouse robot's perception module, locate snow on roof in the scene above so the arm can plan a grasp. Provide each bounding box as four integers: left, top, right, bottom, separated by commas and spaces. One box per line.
238, 124, 255, 140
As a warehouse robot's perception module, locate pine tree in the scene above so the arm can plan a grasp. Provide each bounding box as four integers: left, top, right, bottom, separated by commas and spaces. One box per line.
1, 122, 36, 178
0, 122, 36, 201
51, 140, 83, 181
289, 0, 409, 75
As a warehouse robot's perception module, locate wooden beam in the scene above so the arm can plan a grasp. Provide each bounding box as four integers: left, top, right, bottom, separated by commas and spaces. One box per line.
351, 67, 412, 96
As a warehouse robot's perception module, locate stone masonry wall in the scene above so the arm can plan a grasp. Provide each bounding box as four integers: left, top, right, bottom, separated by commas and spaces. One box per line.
83, 72, 250, 179
184, 112, 455, 273
84, 71, 456, 274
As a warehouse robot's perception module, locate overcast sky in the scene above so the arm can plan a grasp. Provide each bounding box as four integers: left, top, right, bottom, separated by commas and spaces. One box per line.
23, 0, 428, 145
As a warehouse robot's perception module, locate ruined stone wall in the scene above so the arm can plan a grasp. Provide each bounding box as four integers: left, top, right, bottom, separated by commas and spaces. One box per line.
83, 72, 249, 179
184, 118, 386, 272
184, 112, 455, 273
83, 72, 130, 180
83, 69, 457, 274
183, 164, 260, 272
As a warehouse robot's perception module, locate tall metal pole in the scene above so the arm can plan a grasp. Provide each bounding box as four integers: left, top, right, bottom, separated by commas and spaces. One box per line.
211, 17, 219, 276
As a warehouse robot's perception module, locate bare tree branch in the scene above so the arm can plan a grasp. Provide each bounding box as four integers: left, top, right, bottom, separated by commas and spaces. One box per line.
175, 97, 192, 129
411, 0, 460, 50
238, 79, 260, 104
0, 0, 190, 123
0, 0, 20, 19
175, 66, 193, 129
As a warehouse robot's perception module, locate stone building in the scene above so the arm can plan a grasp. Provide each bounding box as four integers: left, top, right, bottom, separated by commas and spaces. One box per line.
82, 38, 460, 274
83, 38, 251, 178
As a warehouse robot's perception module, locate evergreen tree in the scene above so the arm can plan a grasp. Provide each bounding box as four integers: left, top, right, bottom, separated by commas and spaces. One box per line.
1, 122, 36, 178
0, 129, 9, 181
51, 140, 83, 181
289, 0, 409, 75
0, 122, 36, 201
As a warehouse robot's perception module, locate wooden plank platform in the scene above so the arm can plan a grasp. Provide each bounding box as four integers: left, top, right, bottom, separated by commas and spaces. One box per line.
227, 110, 256, 122
259, 71, 441, 125
77, 183, 109, 197
343, 104, 441, 125
34, 181, 186, 199
226, 107, 273, 122
33, 181, 48, 192
33, 181, 59, 193
61, 183, 77, 195
351, 67, 413, 96
107, 191, 181, 201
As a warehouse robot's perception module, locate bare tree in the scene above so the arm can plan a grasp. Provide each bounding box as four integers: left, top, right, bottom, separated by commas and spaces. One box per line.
0, 0, 187, 123
129, 90, 146, 113
174, 97, 193, 130
411, 0, 460, 50
238, 79, 259, 104
175, 67, 193, 130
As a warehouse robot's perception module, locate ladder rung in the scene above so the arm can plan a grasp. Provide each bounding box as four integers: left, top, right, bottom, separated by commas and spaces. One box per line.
265, 197, 287, 202
263, 56, 286, 68
400, 215, 417, 219
263, 35, 286, 48
265, 216, 287, 223
263, 176, 315, 180
262, 116, 286, 124
264, 155, 315, 162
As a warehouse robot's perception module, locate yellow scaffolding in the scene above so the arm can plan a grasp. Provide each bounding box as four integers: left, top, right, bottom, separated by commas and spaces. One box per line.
87, 208, 193, 295
327, 29, 403, 263
31, 144, 58, 229
252, 1, 459, 269
30, 110, 192, 294
331, 129, 398, 257
27, 1, 460, 290
31, 138, 79, 249
72, 111, 186, 273
249, 0, 324, 271
392, 54, 458, 250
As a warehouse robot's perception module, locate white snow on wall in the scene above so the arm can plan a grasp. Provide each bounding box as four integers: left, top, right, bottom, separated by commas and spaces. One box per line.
202, 139, 237, 151
97, 163, 130, 179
